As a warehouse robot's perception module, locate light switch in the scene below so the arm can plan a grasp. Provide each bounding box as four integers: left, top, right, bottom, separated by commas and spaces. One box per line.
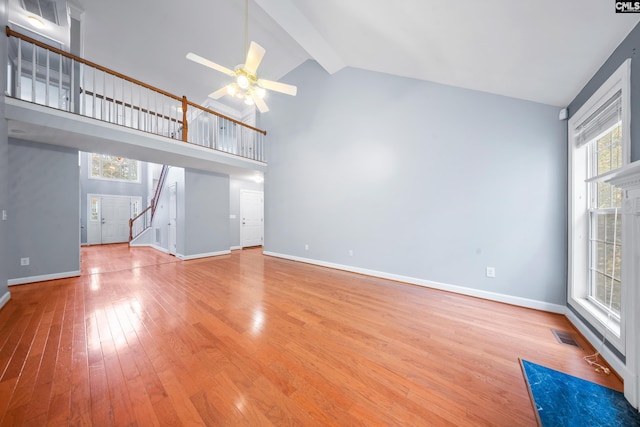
1, 210, 6, 221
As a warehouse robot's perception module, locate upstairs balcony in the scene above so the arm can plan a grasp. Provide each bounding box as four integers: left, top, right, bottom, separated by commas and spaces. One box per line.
4, 26, 267, 176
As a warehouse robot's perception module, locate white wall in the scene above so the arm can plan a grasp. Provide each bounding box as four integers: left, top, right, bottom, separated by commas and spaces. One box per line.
263, 61, 567, 307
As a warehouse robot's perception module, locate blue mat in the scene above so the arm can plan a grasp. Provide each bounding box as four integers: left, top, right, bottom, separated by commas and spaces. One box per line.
520, 359, 640, 426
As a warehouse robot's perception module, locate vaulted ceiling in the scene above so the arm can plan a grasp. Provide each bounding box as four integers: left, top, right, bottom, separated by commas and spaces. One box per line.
14, 0, 640, 110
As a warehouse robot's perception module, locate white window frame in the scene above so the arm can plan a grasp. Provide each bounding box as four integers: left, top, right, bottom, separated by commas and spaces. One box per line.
89, 153, 141, 183
568, 59, 630, 354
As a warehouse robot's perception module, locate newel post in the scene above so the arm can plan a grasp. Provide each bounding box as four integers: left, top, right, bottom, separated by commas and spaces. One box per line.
182, 96, 188, 142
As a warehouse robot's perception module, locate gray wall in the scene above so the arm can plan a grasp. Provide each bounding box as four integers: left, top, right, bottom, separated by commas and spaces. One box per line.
8, 139, 80, 280
153, 166, 184, 252
0, 0, 9, 300
184, 169, 230, 256
0, 117, 7, 298
568, 22, 640, 161
229, 178, 263, 248
263, 61, 567, 305
152, 167, 230, 256
79, 151, 148, 244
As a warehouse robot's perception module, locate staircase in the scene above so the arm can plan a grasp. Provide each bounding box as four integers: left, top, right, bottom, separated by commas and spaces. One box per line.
129, 164, 169, 243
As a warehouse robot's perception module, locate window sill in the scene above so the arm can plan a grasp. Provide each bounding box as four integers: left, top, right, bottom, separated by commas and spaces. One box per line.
570, 296, 623, 353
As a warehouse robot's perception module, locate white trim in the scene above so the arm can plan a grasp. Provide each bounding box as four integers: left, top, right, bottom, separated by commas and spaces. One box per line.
0, 291, 11, 310
152, 244, 170, 254
567, 58, 631, 355
263, 251, 566, 314
240, 189, 264, 248
230, 246, 242, 251
128, 243, 172, 255
566, 309, 630, 381
175, 250, 231, 261
8, 270, 81, 286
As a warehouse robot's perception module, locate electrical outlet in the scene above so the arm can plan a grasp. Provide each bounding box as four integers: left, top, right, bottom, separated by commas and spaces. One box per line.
486, 267, 496, 278
305, 244, 309, 251
1, 210, 6, 221
20, 257, 29, 266
348, 249, 353, 256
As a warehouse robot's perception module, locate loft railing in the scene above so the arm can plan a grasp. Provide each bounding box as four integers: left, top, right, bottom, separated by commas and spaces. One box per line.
5, 26, 267, 162
129, 164, 169, 241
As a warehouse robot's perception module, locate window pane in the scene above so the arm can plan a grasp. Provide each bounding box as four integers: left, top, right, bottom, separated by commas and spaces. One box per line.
90, 197, 99, 221
593, 272, 607, 301
597, 183, 611, 208
90, 153, 139, 182
589, 211, 622, 316
604, 213, 621, 243
597, 148, 611, 175
91, 154, 100, 177
595, 241, 605, 273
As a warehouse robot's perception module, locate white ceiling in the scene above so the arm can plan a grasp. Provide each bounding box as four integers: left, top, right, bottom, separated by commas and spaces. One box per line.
14, 0, 640, 109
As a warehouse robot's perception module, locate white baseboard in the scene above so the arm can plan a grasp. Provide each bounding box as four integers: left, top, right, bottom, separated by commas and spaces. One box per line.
0, 291, 10, 309
176, 250, 231, 261
151, 244, 170, 254
230, 246, 242, 251
263, 251, 566, 314
8, 270, 81, 286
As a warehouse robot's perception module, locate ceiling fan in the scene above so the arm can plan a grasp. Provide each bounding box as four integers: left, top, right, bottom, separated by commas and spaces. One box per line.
186, 0, 297, 113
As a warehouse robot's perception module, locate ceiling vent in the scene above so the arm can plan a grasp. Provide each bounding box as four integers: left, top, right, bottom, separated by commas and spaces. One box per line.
21, 0, 59, 25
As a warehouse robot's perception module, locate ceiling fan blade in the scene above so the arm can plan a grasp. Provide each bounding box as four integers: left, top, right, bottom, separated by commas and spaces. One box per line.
186, 52, 235, 76
208, 86, 228, 99
244, 42, 266, 75
258, 79, 297, 96
251, 92, 269, 113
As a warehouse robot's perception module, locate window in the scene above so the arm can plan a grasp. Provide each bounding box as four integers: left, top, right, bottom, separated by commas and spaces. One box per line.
90, 196, 99, 221
568, 59, 630, 353
90, 153, 140, 183
588, 122, 622, 317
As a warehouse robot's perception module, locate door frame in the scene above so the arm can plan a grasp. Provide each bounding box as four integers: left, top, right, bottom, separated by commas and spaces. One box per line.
86, 194, 142, 245
168, 183, 177, 255
240, 189, 264, 248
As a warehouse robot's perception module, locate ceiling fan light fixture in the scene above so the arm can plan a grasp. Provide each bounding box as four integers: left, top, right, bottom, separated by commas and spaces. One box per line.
244, 95, 254, 105
226, 84, 236, 96
237, 74, 249, 89
256, 87, 266, 99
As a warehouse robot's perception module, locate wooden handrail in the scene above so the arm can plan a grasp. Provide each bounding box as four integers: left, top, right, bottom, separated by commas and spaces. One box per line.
6, 26, 181, 101
81, 89, 183, 124
6, 25, 267, 136
184, 99, 267, 135
129, 205, 152, 241
151, 165, 169, 219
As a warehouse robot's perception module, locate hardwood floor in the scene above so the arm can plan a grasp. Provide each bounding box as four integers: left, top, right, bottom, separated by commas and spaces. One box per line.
0, 245, 622, 426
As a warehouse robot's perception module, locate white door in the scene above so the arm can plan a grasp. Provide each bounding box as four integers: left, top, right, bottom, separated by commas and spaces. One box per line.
168, 184, 177, 255
101, 196, 132, 244
87, 194, 141, 245
240, 190, 263, 248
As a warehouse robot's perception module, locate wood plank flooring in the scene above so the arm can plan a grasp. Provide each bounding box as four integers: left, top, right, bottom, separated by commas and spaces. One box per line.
0, 244, 623, 426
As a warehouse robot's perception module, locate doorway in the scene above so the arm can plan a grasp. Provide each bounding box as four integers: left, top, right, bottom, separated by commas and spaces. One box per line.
240, 190, 263, 248
87, 194, 142, 245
